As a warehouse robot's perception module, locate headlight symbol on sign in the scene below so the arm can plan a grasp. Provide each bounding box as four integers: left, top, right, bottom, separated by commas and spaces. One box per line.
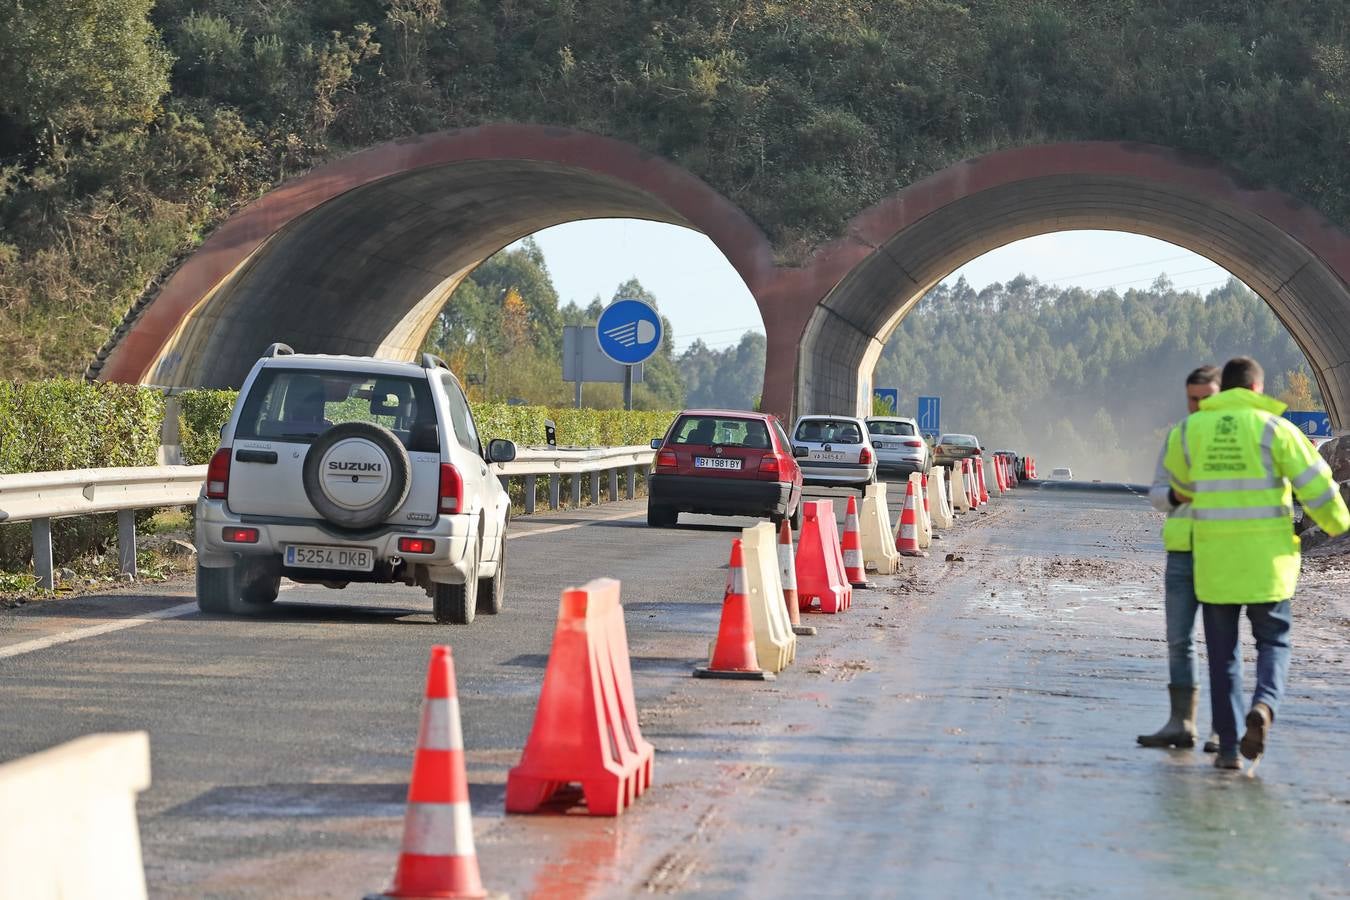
596, 298, 663, 366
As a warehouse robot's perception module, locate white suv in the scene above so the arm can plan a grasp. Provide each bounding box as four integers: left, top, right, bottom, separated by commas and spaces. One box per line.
195, 345, 516, 624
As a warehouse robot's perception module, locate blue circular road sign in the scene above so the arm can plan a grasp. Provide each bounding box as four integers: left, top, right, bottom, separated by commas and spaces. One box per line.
596, 298, 663, 365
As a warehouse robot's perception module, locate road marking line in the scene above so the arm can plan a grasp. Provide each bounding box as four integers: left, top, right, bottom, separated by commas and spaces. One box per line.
0, 601, 200, 660
1, 512, 641, 660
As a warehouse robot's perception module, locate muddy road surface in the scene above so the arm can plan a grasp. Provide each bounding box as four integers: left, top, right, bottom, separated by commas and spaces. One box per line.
2, 486, 1346, 897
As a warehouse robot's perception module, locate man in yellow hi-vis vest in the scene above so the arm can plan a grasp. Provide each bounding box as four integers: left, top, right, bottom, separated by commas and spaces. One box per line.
1165, 357, 1349, 771
1138, 365, 1219, 751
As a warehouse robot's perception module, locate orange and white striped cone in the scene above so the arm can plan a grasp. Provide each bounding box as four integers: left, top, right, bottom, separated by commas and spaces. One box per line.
917, 475, 933, 548
369, 646, 488, 900
894, 478, 928, 558
779, 519, 816, 636
695, 540, 772, 680
964, 460, 980, 510
976, 456, 990, 504
841, 495, 871, 588
921, 472, 941, 541
995, 457, 1007, 494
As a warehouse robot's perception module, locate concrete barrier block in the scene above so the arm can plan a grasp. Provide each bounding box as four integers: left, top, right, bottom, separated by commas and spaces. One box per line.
0, 732, 151, 900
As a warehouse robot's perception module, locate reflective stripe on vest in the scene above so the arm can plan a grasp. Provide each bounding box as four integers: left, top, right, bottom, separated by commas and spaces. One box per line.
1193, 505, 1292, 521
1193, 476, 1283, 492
1291, 459, 1332, 490
1304, 484, 1340, 510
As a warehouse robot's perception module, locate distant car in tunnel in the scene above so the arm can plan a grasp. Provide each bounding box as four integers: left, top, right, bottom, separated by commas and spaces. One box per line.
647, 410, 805, 528
1049, 467, 1074, 481
791, 415, 878, 489
194, 345, 516, 625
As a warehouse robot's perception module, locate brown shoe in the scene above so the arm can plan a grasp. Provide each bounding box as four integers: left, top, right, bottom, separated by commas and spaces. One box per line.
1240, 703, 1272, 761
1214, 752, 1242, 770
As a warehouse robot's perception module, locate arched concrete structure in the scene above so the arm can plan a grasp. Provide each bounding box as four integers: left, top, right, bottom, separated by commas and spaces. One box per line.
98, 131, 1350, 429
791, 143, 1350, 428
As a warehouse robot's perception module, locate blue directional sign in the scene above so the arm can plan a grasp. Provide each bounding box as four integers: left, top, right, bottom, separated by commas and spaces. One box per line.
1284, 411, 1332, 438
917, 396, 941, 434
596, 298, 663, 365
873, 388, 899, 414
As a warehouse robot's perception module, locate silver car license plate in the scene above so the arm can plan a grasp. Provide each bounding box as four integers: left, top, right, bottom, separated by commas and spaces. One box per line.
809, 451, 846, 461
285, 544, 374, 572
694, 457, 742, 470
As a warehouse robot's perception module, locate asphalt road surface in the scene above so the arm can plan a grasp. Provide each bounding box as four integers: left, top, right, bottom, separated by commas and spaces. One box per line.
2, 485, 1347, 898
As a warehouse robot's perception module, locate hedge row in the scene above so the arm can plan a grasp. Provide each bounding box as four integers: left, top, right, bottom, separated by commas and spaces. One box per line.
0, 381, 676, 474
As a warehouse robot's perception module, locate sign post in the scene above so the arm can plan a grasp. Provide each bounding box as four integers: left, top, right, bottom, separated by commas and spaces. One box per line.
596, 298, 664, 411
917, 396, 941, 438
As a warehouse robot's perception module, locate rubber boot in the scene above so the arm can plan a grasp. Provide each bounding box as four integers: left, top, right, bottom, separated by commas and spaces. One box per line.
1203, 734, 1220, 754
1136, 684, 1198, 748
1240, 702, 1272, 761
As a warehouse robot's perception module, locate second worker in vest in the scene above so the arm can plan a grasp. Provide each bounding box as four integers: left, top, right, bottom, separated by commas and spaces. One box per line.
1138, 365, 1219, 752
1165, 357, 1349, 771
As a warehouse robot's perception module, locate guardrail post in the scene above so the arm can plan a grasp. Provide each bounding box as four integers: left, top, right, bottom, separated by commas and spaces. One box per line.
524, 475, 537, 515
608, 468, 619, 501
571, 475, 583, 508
626, 466, 636, 499
589, 472, 600, 505
32, 518, 54, 590
117, 509, 137, 579
549, 475, 561, 510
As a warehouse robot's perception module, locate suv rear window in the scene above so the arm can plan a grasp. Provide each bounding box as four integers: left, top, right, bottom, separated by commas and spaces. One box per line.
670, 416, 771, 449
236, 369, 438, 451
795, 419, 863, 444
867, 420, 916, 437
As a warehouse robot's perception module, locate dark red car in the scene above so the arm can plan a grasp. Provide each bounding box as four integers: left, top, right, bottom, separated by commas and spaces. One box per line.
647, 409, 806, 528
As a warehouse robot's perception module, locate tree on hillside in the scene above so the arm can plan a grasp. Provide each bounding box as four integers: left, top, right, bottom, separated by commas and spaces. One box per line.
678, 332, 766, 411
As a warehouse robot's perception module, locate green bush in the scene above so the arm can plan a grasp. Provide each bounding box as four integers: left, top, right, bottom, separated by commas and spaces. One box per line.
177, 388, 238, 465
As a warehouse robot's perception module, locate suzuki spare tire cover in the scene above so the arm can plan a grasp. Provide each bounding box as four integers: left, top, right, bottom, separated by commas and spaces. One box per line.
302, 423, 412, 529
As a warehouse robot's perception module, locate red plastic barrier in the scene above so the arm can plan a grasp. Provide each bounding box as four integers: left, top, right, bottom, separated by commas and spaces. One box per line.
795, 500, 852, 613
506, 578, 654, 816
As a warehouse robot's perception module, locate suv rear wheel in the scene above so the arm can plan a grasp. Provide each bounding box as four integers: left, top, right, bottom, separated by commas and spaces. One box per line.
433, 538, 480, 625
197, 561, 277, 616
476, 536, 505, 615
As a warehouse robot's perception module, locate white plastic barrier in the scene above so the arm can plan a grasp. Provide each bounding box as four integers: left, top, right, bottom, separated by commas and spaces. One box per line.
951, 462, 971, 513
928, 466, 954, 529
0, 732, 151, 900
910, 474, 932, 549
860, 483, 900, 574
737, 523, 797, 672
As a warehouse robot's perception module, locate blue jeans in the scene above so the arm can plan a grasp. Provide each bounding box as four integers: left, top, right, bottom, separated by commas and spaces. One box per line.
1201, 600, 1292, 754
1163, 552, 1200, 686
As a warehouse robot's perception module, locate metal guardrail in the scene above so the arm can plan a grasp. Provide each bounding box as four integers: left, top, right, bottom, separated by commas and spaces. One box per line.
0, 448, 654, 589
494, 445, 655, 514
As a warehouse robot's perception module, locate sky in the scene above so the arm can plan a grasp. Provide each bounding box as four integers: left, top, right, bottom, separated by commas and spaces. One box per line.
513, 221, 1236, 353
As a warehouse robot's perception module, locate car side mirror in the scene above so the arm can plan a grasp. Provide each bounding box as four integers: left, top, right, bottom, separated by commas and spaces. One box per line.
792, 445, 809, 459
487, 439, 517, 464
650, 438, 663, 450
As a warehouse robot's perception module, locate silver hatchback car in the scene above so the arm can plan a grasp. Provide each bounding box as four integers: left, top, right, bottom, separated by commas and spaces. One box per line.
865, 416, 930, 477
791, 415, 877, 488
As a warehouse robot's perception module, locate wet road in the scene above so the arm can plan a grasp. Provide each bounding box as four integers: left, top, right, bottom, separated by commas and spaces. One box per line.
2, 486, 1347, 897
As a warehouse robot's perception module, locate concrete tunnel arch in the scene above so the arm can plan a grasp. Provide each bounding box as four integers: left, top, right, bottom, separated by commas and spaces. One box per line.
97, 131, 1350, 431
97, 125, 780, 391
792, 143, 1350, 430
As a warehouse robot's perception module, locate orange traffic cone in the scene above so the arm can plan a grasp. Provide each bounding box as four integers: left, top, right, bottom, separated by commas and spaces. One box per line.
894, 479, 928, 558
995, 456, 1007, 494
695, 540, 773, 680
965, 460, 980, 510
369, 647, 488, 900
841, 495, 871, 588
779, 520, 816, 636
977, 456, 990, 504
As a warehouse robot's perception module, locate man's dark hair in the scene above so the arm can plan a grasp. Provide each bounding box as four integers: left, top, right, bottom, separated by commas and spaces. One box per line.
1186, 365, 1220, 386
1220, 356, 1264, 391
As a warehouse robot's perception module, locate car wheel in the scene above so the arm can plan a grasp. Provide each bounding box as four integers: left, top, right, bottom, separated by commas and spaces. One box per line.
197, 561, 272, 616
789, 502, 802, 531
434, 538, 479, 624
647, 503, 677, 527
476, 536, 505, 615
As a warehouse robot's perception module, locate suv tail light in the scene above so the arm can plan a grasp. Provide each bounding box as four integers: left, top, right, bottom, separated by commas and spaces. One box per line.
439, 463, 463, 514
222, 527, 259, 544
206, 448, 231, 499
655, 449, 678, 470
759, 454, 781, 477
398, 537, 436, 554
859, 446, 873, 465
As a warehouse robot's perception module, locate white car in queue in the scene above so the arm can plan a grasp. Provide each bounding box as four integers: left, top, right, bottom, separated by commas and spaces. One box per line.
790, 414, 877, 489
195, 344, 516, 624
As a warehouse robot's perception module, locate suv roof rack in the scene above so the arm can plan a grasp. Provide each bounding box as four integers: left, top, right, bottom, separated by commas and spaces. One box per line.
263, 342, 295, 358
421, 353, 450, 371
